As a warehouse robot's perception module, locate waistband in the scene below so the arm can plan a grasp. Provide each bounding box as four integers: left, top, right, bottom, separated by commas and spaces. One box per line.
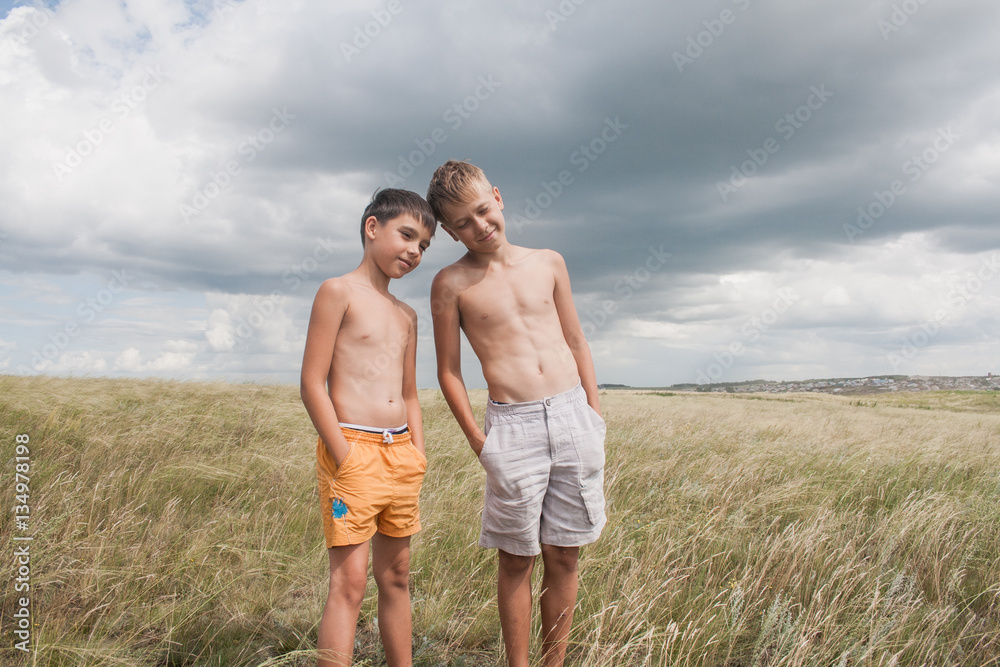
486, 382, 586, 419
339, 423, 409, 445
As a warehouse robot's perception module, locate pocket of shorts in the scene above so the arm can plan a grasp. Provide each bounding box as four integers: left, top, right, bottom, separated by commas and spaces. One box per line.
410, 442, 428, 471
332, 443, 356, 481
580, 469, 606, 526
477, 424, 496, 461
585, 404, 607, 433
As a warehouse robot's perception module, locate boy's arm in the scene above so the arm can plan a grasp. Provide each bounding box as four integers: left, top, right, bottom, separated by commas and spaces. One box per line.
300, 279, 353, 464
550, 251, 602, 416
431, 270, 487, 454
400, 303, 425, 456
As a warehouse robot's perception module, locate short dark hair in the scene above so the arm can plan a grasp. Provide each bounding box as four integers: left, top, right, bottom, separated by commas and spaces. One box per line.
360, 188, 436, 247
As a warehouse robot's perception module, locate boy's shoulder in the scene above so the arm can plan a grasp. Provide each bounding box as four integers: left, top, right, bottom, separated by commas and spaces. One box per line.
511, 246, 566, 275
314, 275, 414, 318
393, 297, 418, 324
312, 274, 356, 305
528, 246, 563, 263
508, 244, 562, 263
430, 252, 478, 291
434, 245, 563, 275
430, 246, 568, 305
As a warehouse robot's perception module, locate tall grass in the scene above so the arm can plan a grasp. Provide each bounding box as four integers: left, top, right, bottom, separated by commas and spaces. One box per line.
1, 376, 998, 665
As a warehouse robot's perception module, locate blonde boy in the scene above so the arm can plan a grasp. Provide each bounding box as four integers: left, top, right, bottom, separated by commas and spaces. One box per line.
427, 161, 606, 667
300, 188, 435, 667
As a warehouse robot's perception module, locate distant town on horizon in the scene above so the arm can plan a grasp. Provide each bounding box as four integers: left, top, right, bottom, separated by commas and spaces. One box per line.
600, 374, 1000, 395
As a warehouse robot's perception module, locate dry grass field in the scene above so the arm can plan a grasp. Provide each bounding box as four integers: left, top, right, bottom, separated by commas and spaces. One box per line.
1, 375, 998, 666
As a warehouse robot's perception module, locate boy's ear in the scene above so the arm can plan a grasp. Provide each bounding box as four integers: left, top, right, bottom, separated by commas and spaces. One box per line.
441, 224, 460, 242
493, 186, 504, 211
364, 215, 379, 242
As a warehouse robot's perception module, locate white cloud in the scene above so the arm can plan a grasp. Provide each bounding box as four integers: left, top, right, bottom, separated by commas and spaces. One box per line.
205, 308, 236, 352
33, 350, 108, 374
821, 286, 851, 307
114, 340, 198, 373
114, 347, 142, 372
202, 292, 305, 356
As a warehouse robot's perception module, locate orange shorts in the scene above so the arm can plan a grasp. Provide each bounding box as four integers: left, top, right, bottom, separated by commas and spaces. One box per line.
317, 425, 426, 548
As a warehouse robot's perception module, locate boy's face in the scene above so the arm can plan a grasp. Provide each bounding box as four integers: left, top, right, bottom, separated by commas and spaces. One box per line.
439, 184, 506, 252
364, 213, 432, 278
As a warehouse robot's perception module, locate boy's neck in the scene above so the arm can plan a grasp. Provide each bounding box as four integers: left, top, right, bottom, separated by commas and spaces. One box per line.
466, 239, 514, 266
350, 260, 392, 294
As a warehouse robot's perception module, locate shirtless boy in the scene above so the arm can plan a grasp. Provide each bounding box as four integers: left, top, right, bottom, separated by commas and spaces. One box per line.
300, 188, 435, 667
427, 161, 606, 667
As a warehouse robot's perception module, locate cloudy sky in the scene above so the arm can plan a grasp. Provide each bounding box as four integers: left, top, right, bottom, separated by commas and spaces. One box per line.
1, 0, 998, 389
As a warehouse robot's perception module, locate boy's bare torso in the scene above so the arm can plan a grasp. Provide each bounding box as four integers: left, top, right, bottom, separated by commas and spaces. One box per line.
327, 278, 413, 427
441, 245, 579, 403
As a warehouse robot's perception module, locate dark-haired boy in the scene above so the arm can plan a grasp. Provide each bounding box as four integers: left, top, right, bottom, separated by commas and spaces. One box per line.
301, 188, 436, 667
427, 161, 606, 667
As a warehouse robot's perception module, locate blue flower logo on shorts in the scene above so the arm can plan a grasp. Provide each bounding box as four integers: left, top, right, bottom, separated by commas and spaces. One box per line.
332, 498, 348, 519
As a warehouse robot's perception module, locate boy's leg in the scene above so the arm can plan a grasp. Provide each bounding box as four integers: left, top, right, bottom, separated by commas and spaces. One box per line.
539, 544, 580, 667
318, 542, 370, 667
497, 549, 536, 667
372, 532, 413, 667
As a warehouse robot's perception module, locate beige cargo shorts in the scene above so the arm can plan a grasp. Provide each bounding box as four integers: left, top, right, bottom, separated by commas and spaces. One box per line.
478, 383, 607, 556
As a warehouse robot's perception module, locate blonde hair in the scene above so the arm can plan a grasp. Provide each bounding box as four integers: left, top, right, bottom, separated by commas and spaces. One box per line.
426, 160, 492, 224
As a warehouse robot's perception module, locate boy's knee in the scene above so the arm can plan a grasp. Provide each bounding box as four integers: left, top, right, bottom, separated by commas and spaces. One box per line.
330, 573, 367, 609
373, 558, 410, 591
498, 551, 535, 576
330, 561, 369, 608
541, 545, 579, 573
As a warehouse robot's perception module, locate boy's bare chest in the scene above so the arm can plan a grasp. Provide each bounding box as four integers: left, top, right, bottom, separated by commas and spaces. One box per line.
459, 266, 554, 323
340, 297, 410, 348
